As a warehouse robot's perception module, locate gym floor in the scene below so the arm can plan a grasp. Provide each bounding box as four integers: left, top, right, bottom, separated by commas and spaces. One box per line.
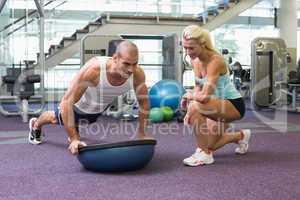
0, 103, 300, 200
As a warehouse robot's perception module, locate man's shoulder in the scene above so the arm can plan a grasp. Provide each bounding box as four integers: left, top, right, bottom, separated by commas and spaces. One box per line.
81, 58, 101, 83
133, 66, 145, 85
133, 66, 145, 78
135, 65, 145, 74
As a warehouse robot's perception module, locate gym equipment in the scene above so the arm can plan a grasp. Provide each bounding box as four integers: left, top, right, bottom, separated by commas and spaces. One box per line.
77, 139, 157, 172
149, 107, 164, 123
222, 49, 229, 55
80, 34, 122, 65
285, 59, 300, 109
176, 109, 186, 123
251, 37, 293, 110
162, 34, 182, 83
0, 61, 44, 122
0, 0, 45, 123
230, 61, 251, 98
108, 39, 124, 56
161, 106, 174, 121
149, 80, 185, 111
251, 37, 300, 112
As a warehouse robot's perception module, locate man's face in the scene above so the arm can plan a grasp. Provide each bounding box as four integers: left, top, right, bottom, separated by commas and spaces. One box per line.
182, 38, 201, 60
114, 52, 138, 79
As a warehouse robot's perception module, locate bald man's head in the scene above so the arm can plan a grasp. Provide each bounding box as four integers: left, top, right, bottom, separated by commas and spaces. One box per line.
112, 40, 139, 79
115, 40, 139, 58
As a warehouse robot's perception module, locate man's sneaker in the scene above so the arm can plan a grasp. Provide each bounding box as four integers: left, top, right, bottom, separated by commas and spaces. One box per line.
183, 148, 214, 166
28, 118, 43, 145
235, 129, 251, 154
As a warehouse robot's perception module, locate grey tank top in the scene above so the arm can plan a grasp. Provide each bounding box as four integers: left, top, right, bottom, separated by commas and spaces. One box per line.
75, 56, 133, 113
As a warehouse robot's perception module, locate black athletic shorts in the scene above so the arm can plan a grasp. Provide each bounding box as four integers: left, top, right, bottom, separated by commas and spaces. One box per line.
227, 97, 245, 118
54, 106, 102, 125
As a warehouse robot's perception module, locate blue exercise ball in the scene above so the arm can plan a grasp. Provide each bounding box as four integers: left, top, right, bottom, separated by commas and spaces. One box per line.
77, 139, 157, 172
149, 80, 185, 111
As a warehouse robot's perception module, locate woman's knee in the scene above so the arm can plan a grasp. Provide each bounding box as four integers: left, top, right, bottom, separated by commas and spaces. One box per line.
187, 101, 202, 113
185, 102, 203, 124
188, 112, 206, 126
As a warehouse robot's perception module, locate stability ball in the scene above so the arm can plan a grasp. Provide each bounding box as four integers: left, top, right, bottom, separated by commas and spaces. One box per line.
161, 106, 174, 121
77, 139, 157, 172
149, 80, 185, 111
149, 107, 164, 123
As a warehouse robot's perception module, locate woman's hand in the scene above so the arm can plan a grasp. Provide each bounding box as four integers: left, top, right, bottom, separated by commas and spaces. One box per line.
180, 91, 193, 109
181, 90, 210, 109
193, 91, 210, 104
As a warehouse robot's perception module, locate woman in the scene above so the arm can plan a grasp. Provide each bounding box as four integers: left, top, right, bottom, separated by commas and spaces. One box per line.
181, 25, 251, 166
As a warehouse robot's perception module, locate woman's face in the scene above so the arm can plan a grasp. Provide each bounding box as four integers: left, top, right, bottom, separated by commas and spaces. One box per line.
182, 38, 202, 60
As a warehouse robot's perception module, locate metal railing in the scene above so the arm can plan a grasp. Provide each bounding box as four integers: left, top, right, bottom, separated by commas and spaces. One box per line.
0, 0, 67, 37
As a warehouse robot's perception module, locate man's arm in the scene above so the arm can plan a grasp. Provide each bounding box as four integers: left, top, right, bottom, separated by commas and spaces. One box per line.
133, 67, 149, 138
60, 58, 99, 142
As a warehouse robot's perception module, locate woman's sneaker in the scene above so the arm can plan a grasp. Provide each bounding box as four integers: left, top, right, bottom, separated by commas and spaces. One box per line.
183, 148, 214, 166
28, 118, 43, 145
235, 129, 251, 154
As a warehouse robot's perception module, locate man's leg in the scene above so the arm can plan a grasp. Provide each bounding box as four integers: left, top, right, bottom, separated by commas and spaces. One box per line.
29, 110, 58, 145
33, 111, 59, 129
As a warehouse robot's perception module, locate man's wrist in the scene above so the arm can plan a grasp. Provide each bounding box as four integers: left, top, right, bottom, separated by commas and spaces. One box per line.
69, 135, 80, 142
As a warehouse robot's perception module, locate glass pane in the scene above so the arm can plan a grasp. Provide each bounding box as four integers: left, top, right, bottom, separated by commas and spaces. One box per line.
240, 0, 276, 17
213, 24, 279, 66
45, 68, 78, 89
129, 38, 163, 86
139, 52, 163, 65
142, 66, 162, 87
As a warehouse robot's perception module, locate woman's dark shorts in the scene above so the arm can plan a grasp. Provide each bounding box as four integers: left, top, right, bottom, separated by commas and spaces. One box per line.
227, 97, 245, 118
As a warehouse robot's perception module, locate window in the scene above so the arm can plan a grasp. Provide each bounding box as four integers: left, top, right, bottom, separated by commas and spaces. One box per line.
128, 38, 163, 87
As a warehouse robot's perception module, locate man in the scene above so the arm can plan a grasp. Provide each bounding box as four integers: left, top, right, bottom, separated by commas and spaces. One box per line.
28, 40, 150, 155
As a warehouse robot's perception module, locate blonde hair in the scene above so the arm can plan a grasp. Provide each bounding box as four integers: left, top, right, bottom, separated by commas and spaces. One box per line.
182, 25, 218, 53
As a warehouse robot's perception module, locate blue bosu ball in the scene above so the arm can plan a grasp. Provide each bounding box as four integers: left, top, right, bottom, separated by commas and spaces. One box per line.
77, 139, 157, 172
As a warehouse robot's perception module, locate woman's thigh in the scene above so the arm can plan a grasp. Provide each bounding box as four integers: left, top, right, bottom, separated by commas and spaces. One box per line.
186, 98, 241, 123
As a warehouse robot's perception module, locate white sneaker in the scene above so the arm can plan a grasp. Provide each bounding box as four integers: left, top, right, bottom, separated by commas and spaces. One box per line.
235, 129, 251, 154
28, 118, 43, 145
183, 148, 214, 166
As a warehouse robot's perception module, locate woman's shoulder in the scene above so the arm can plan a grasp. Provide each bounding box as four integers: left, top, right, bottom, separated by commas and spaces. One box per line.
192, 59, 205, 78
211, 53, 225, 64
206, 54, 228, 75
212, 54, 227, 67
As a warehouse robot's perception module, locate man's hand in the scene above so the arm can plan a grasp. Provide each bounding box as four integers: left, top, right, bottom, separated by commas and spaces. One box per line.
136, 132, 154, 140
68, 140, 87, 155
